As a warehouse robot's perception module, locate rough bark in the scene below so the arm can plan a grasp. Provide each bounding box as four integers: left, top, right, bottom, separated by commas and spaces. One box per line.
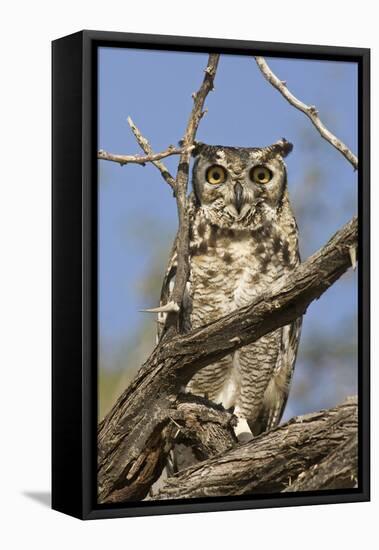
169, 395, 238, 462
97, 217, 357, 503
98, 394, 236, 503
153, 397, 358, 500
283, 431, 358, 492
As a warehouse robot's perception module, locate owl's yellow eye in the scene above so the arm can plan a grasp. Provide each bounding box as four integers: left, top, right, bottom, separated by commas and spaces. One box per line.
206, 165, 227, 185
250, 166, 272, 184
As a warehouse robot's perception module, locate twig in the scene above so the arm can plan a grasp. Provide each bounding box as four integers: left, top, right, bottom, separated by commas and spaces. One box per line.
254, 56, 358, 170
127, 117, 177, 190
168, 54, 220, 326
97, 145, 190, 167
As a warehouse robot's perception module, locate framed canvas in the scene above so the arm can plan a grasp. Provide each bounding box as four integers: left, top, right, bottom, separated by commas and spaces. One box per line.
52, 30, 370, 520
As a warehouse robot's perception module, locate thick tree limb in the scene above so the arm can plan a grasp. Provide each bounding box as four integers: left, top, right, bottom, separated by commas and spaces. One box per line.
98, 394, 236, 503
255, 56, 358, 170
153, 397, 358, 500
97, 216, 357, 503
283, 431, 358, 492
166, 216, 357, 378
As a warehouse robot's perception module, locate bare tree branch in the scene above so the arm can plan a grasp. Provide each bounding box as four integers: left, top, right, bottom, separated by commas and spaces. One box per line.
166, 54, 220, 332
97, 144, 192, 167
97, 217, 357, 503
98, 55, 220, 323
127, 116, 177, 190
255, 56, 358, 170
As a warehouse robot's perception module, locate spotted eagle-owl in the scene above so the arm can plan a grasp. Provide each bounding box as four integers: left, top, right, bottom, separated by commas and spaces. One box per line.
158, 139, 301, 442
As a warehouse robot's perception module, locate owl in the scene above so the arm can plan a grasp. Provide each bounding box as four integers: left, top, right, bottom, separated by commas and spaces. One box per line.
158, 139, 302, 443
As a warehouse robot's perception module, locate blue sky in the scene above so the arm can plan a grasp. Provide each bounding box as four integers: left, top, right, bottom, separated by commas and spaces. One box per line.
98, 47, 358, 416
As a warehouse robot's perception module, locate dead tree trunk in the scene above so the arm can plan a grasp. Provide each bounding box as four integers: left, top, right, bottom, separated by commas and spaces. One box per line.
152, 397, 358, 500
97, 218, 357, 504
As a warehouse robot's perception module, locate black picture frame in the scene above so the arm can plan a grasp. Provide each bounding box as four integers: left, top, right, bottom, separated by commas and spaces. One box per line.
52, 30, 370, 520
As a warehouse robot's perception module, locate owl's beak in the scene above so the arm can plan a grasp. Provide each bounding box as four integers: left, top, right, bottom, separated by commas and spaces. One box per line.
234, 182, 244, 214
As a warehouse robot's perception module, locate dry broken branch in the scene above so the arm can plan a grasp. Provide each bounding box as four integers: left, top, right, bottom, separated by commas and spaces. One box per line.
166, 54, 220, 331
127, 116, 177, 190
255, 56, 358, 170
97, 145, 191, 167
98, 55, 220, 324
153, 397, 358, 499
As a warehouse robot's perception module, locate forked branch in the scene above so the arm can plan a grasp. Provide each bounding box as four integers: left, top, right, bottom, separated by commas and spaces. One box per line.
255, 56, 358, 169
127, 116, 177, 190
97, 55, 220, 325
167, 54, 220, 325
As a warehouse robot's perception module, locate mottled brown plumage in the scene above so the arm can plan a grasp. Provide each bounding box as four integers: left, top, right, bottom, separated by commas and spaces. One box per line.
159, 140, 302, 442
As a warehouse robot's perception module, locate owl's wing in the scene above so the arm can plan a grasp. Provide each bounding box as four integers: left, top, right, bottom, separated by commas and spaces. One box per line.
157, 233, 192, 341
254, 316, 302, 434
157, 196, 197, 342
156, 233, 179, 342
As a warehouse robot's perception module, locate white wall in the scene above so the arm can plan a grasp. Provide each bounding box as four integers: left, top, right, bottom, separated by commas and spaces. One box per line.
0, 1, 376, 548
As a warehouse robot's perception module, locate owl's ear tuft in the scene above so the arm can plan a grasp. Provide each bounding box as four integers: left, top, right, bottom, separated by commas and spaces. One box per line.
263, 139, 293, 161
277, 138, 293, 157
191, 141, 207, 157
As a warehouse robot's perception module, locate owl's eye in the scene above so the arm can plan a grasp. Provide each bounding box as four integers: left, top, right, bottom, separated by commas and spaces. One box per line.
206, 165, 227, 185
250, 166, 272, 184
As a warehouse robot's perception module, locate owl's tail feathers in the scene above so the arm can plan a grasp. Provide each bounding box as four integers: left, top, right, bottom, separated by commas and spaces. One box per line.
251, 399, 285, 436
249, 377, 290, 436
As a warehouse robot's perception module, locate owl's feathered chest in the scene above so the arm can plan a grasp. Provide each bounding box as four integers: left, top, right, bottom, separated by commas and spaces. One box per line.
187, 206, 298, 329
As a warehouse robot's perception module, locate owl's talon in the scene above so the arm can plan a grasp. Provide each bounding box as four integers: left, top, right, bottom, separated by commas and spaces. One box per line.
234, 417, 253, 442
